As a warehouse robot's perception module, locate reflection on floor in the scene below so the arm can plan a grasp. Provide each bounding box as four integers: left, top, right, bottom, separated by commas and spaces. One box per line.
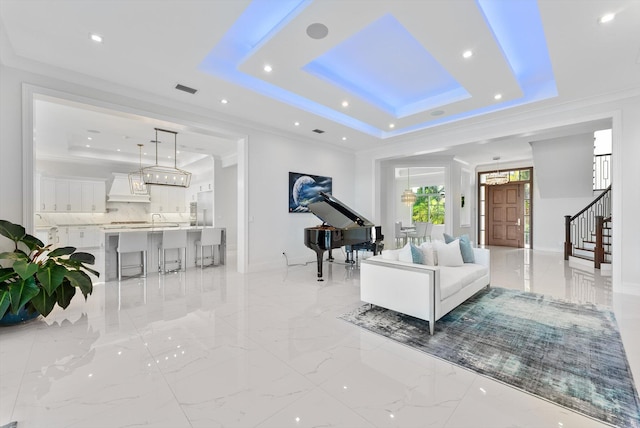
1, 247, 638, 427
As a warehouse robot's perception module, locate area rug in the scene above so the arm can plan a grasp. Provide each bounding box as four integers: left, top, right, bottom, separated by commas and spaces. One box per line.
340, 287, 640, 427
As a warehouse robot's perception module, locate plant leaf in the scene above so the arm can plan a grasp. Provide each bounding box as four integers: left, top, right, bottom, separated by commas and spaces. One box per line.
0, 267, 17, 282
82, 265, 100, 278
12, 260, 39, 280
48, 247, 76, 258
37, 263, 68, 296
55, 280, 76, 309
22, 234, 45, 252
0, 251, 28, 262
70, 252, 95, 264
29, 288, 56, 317
65, 270, 93, 299
0, 289, 11, 319
9, 277, 39, 314
0, 220, 25, 243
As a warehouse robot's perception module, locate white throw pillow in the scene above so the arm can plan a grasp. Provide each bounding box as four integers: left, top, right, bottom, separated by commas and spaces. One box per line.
398, 243, 422, 264
381, 249, 400, 261
434, 239, 464, 267
418, 242, 436, 266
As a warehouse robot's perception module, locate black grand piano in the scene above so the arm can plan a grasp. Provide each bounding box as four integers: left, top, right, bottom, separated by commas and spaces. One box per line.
304, 192, 383, 280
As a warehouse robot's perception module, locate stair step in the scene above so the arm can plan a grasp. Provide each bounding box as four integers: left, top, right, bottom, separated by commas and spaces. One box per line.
572, 253, 594, 261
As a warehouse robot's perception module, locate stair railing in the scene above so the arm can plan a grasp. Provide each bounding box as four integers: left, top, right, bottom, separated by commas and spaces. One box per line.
564, 185, 612, 262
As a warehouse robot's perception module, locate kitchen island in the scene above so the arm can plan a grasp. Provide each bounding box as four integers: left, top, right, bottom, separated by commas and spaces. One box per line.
103, 225, 226, 281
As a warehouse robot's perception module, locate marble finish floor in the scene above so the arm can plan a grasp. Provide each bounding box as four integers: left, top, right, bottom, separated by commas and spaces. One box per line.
1, 247, 638, 427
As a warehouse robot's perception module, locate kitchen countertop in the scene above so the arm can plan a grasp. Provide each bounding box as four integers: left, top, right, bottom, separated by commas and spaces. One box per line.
35, 223, 217, 233
102, 225, 212, 233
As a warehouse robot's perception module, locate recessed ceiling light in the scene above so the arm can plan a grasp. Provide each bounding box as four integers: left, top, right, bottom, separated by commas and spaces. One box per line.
87, 136, 92, 140
341, 100, 349, 108
494, 93, 503, 100
220, 99, 228, 104
389, 123, 395, 129
117, 149, 121, 152
599, 13, 615, 23
462, 50, 473, 59
263, 64, 272, 72
342, 137, 347, 141
294, 121, 300, 126
89, 33, 103, 43
85, 144, 90, 148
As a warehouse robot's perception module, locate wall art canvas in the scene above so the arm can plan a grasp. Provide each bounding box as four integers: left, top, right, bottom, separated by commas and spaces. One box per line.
289, 172, 332, 213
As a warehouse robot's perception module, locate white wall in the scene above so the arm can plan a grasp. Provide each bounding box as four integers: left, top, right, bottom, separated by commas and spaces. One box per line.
247, 131, 355, 271
530, 133, 594, 198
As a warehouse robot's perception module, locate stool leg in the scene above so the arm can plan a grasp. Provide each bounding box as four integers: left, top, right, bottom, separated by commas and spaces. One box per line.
118, 253, 122, 281
142, 250, 147, 277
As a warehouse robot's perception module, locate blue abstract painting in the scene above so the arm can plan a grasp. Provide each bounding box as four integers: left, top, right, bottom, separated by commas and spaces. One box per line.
289, 172, 332, 213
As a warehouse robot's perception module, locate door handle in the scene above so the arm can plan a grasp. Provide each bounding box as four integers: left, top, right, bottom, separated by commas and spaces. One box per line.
517, 218, 521, 226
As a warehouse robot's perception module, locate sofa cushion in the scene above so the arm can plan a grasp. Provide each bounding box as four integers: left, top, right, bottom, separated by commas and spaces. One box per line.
434, 239, 464, 267
443, 233, 475, 263
398, 243, 422, 264
439, 264, 488, 300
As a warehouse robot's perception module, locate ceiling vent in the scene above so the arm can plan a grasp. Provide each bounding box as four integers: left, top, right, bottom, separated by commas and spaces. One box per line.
312, 129, 325, 134
175, 84, 198, 94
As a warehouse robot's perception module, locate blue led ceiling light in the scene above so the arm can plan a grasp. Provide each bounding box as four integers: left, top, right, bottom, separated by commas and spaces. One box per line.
199, 0, 557, 139
303, 14, 470, 118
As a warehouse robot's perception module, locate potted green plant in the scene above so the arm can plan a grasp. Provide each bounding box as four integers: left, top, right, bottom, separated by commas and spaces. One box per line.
0, 219, 98, 324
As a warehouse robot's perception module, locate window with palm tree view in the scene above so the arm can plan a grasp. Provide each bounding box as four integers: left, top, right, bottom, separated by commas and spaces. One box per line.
412, 186, 445, 224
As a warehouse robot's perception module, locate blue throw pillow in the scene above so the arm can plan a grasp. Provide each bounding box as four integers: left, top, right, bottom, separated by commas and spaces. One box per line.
443, 233, 475, 263
409, 243, 423, 264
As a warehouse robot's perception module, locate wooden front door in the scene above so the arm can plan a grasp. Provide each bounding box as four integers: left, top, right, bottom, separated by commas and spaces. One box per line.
487, 184, 524, 247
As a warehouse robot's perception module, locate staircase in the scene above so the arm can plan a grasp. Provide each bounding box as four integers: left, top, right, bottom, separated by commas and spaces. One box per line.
564, 185, 612, 270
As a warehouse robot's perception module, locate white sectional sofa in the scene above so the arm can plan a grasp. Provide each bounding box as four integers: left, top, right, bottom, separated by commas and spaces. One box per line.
360, 246, 490, 335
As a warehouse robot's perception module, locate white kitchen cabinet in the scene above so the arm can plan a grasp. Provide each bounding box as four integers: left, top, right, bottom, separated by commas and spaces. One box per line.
40, 177, 57, 212
65, 226, 102, 249
150, 186, 186, 213
81, 181, 106, 212
38, 177, 105, 213
55, 179, 81, 212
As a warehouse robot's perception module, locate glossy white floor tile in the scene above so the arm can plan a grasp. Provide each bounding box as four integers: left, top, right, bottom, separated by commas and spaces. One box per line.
1, 247, 637, 427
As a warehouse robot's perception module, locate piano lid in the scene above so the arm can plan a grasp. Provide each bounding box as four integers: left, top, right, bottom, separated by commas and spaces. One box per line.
307, 192, 374, 229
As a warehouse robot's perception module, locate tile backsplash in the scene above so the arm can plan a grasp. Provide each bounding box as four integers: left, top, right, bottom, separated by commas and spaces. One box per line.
36, 202, 190, 227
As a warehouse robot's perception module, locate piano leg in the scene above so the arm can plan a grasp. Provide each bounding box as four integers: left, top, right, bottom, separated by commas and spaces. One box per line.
315, 250, 324, 281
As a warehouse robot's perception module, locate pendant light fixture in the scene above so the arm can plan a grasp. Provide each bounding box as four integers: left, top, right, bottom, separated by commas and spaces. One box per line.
486, 156, 509, 185
128, 143, 149, 195
400, 167, 417, 206
141, 128, 192, 188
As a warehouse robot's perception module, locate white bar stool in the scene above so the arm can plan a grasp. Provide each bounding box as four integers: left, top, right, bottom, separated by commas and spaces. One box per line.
158, 229, 187, 274
117, 231, 148, 281
195, 227, 222, 268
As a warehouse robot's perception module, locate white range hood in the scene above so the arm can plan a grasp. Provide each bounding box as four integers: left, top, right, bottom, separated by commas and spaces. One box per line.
107, 173, 150, 203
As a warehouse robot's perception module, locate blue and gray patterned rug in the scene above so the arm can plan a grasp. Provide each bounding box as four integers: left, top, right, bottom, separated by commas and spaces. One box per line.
340, 287, 640, 427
